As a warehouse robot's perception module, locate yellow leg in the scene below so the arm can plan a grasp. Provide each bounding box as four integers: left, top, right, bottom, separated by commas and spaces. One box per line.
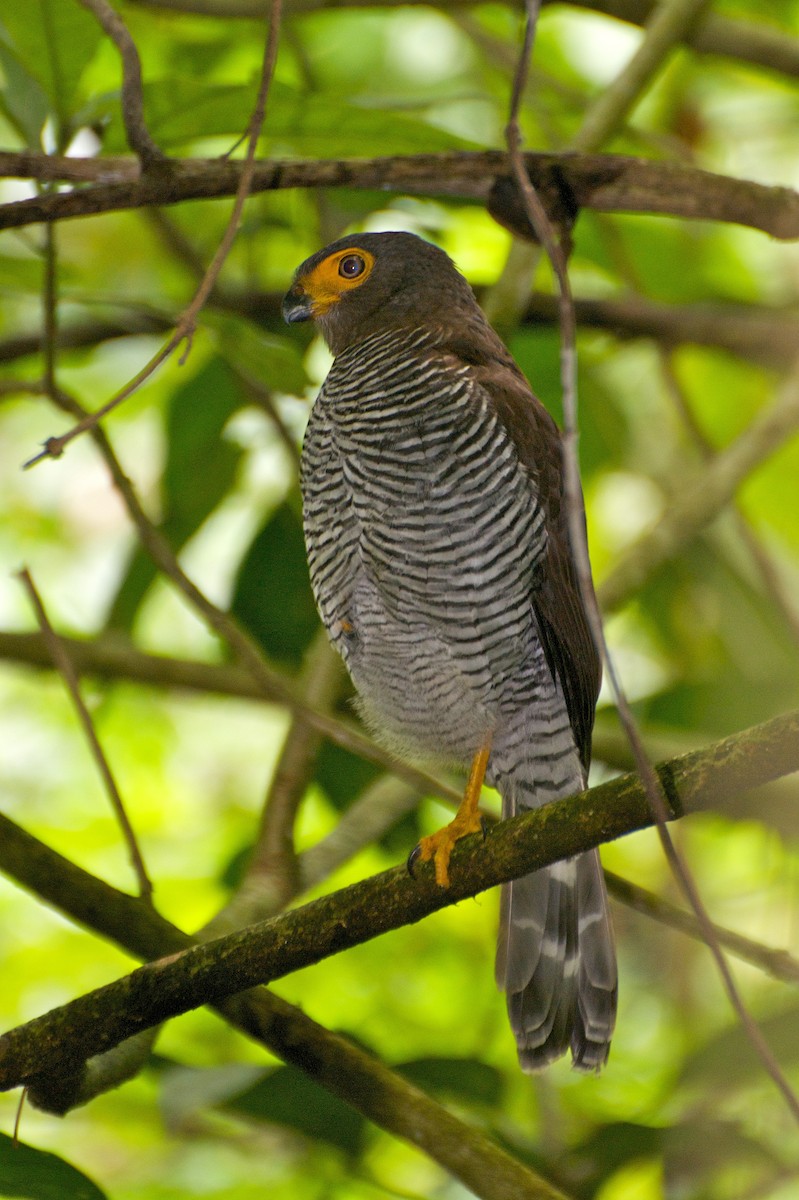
410, 743, 491, 887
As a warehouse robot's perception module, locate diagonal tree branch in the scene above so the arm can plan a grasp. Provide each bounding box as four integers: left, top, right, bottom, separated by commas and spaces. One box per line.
2, 708, 798, 1095
570, 0, 714, 154
599, 353, 799, 612
604, 872, 799, 986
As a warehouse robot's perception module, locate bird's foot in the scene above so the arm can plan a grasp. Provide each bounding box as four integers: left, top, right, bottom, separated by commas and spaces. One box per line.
407, 742, 491, 888
407, 806, 485, 888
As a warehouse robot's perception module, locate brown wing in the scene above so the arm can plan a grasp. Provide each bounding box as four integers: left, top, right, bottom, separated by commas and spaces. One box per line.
440, 314, 601, 770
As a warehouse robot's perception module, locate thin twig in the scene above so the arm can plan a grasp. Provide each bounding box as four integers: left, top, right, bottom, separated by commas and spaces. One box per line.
77, 0, 163, 164
16, 569, 153, 902
506, 0, 799, 1127
12, 1089, 25, 1146
144, 211, 303, 463
25, 0, 284, 468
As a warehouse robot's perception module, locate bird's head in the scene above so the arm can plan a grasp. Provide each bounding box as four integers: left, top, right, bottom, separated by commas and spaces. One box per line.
282, 231, 476, 355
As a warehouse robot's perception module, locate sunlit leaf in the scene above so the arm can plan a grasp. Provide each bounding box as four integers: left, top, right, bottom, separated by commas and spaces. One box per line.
0, 0, 102, 138
105, 355, 245, 630
225, 1065, 366, 1157
99, 78, 478, 154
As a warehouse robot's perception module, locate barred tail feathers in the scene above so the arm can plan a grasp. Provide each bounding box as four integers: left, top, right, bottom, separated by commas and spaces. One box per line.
496, 849, 617, 1072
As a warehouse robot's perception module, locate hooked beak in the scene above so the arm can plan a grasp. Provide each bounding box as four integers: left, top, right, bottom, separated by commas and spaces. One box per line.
282, 286, 314, 325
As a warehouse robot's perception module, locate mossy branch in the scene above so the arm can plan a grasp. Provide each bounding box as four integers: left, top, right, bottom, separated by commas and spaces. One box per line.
1, 708, 797, 1096
0, 816, 566, 1200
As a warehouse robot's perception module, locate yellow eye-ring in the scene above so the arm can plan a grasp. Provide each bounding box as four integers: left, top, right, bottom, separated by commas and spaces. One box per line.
298, 247, 375, 316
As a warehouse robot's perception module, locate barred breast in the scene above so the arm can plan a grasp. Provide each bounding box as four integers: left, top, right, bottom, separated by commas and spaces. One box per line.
301, 326, 552, 764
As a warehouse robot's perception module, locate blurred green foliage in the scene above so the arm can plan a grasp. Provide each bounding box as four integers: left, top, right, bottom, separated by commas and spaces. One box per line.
1, 1, 799, 1198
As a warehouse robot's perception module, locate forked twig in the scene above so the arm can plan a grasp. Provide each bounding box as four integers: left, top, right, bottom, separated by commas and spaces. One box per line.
506, 0, 799, 1124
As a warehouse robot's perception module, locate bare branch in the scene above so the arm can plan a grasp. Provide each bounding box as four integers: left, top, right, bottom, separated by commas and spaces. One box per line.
0, 823, 569, 1200
16, 569, 153, 901
2, 151, 798, 239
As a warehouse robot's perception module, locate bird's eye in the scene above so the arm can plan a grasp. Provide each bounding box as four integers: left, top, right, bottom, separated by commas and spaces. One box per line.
338, 254, 366, 279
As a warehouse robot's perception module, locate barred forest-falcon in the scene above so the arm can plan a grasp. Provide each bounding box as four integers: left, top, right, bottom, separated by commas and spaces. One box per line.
283, 231, 617, 1071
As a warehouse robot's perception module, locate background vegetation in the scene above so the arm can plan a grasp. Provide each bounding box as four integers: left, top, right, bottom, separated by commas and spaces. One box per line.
1, 0, 799, 1197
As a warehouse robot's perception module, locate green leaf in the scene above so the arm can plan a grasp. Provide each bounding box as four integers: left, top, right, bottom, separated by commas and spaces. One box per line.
398, 1057, 504, 1108
678, 1004, 799, 1093
0, 40, 50, 148
314, 740, 381, 813
161, 355, 245, 524
208, 312, 310, 397
0, 1, 103, 139
230, 498, 319, 668
100, 78, 477, 154
664, 1118, 786, 1194
0, 1134, 107, 1200
227, 1066, 366, 1157
105, 355, 245, 631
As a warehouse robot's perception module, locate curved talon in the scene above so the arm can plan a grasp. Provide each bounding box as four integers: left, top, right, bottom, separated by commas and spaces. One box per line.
407, 842, 423, 877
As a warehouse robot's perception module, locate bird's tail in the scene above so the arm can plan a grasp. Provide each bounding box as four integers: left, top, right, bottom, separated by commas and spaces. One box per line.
495, 848, 617, 1072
